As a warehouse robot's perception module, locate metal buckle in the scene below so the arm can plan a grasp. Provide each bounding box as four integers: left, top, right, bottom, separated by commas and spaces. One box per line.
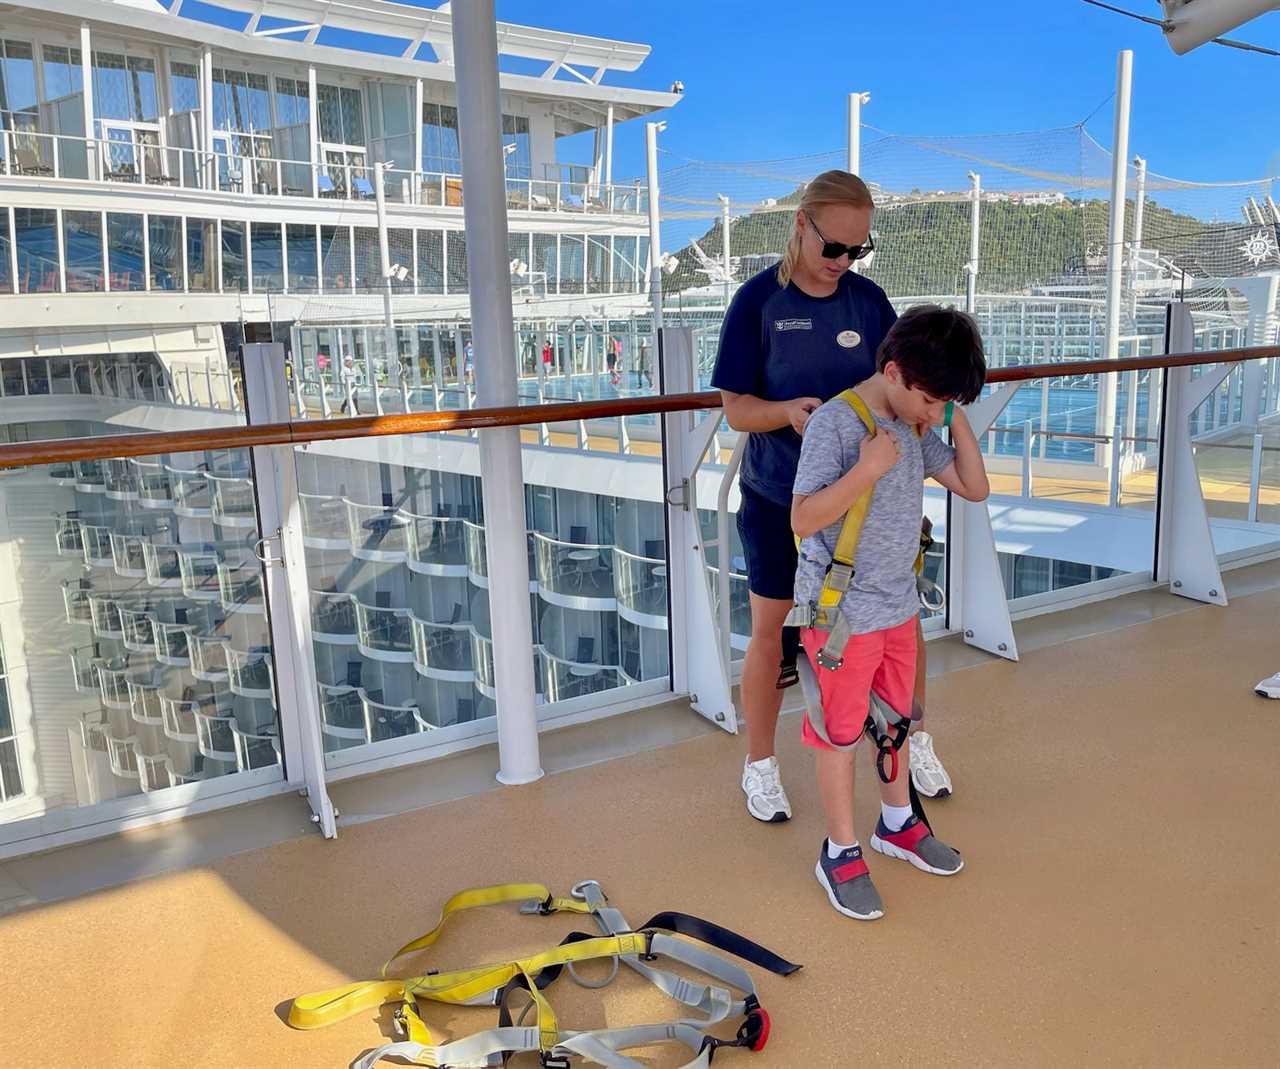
540, 1055, 571, 1069
826, 561, 854, 591
815, 648, 844, 671
570, 880, 603, 902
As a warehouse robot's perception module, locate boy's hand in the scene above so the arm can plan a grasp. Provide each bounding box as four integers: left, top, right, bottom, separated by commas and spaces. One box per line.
860, 429, 900, 477
785, 396, 822, 435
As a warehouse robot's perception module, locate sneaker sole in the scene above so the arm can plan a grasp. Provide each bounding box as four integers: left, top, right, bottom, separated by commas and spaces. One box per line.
814, 862, 882, 921
912, 779, 952, 799
869, 834, 964, 876
744, 792, 791, 823
1256, 685, 1280, 699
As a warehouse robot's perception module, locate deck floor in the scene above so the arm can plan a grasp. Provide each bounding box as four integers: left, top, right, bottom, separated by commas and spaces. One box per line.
2, 585, 1279, 1067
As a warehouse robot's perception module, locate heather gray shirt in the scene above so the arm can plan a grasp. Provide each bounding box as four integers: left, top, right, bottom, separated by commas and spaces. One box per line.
793, 397, 955, 635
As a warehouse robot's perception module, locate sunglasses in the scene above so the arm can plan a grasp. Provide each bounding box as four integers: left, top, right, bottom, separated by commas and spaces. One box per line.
806, 213, 876, 261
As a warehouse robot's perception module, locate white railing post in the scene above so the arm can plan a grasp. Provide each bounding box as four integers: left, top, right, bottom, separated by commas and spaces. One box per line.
1099, 50, 1133, 473
1021, 419, 1034, 498
948, 384, 1021, 661
239, 342, 337, 838
664, 326, 737, 730
1154, 302, 1231, 606
1247, 432, 1264, 523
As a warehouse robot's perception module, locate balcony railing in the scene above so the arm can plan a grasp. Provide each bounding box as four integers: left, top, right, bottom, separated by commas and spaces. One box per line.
0, 130, 649, 215
0, 339, 1274, 860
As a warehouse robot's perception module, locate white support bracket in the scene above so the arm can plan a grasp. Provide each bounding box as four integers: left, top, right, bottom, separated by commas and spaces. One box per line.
1155, 303, 1230, 606
661, 327, 737, 732
948, 383, 1021, 661
241, 343, 337, 838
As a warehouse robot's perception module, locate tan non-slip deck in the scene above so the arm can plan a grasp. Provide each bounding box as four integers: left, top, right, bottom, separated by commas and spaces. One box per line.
1, 586, 1278, 1067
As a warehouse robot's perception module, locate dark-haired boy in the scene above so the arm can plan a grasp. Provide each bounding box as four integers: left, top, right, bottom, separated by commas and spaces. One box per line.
791, 305, 990, 921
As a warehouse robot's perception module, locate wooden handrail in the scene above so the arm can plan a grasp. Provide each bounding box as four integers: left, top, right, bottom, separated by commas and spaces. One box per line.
0, 345, 1275, 469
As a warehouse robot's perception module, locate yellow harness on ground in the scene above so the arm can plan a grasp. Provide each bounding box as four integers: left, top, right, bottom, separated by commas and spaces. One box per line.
288, 880, 799, 1069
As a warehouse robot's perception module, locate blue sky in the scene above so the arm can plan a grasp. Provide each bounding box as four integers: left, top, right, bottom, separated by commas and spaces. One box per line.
484, 0, 1280, 186
173, 1, 1280, 185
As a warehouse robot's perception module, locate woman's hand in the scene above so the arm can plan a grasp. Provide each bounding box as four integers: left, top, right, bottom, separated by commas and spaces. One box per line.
785, 396, 822, 435
860, 429, 900, 478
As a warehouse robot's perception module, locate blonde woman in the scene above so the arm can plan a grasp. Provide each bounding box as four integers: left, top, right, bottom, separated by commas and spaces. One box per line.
711, 170, 952, 823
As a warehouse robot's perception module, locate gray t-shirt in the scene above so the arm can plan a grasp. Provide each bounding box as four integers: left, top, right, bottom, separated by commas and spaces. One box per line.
793, 396, 955, 635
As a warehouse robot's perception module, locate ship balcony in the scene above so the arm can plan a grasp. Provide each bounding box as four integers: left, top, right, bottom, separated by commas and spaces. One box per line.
360, 693, 424, 744
178, 548, 223, 601
299, 493, 351, 550
80, 525, 115, 568
194, 711, 237, 764
120, 607, 157, 654
54, 514, 83, 555
318, 685, 366, 752
463, 520, 488, 587
346, 501, 411, 563
73, 459, 107, 494
310, 590, 358, 644
411, 616, 475, 682
354, 602, 415, 663
105, 734, 140, 780
168, 467, 213, 518
142, 542, 184, 588
127, 680, 164, 729
137, 471, 175, 511
532, 532, 617, 609
62, 579, 93, 626
210, 474, 258, 529
104, 460, 141, 502
151, 621, 192, 667
136, 752, 172, 794
88, 594, 124, 639
49, 461, 77, 486
217, 563, 266, 615
406, 514, 468, 577
189, 634, 231, 682
227, 646, 274, 700
109, 532, 149, 579
613, 547, 668, 626
471, 631, 497, 700
232, 725, 282, 772
159, 696, 199, 745
538, 647, 625, 703
70, 646, 102, 693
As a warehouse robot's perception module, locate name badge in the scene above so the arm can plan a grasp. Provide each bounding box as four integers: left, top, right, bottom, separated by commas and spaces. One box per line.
837, 329, 861, 348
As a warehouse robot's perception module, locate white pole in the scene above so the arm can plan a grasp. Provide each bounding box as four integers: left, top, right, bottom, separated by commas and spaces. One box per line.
79, 24, 95, 179
374, 160, 398, 389
646, 120, 664, 333
1129, 155, 1147, 319
202, 47, 215, 190
1100, 50, 1133, 474
604, 103, 614, 188
717, 193, 731, 283
847, 91, 866, 174
965, 171, 981, 314
452, 0, 542, 785
307, 65, 319, 198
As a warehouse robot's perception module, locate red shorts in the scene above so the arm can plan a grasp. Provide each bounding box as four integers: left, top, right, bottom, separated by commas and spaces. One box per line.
799, 617, 917, 751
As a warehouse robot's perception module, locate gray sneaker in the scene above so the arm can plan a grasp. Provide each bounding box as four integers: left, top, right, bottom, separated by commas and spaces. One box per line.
815, 841, 883, 921
870, 814, 964, 876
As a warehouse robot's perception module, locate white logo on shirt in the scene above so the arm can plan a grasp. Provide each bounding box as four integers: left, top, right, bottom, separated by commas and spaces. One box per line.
774, 318, 813, 332
837, 330, 862, 348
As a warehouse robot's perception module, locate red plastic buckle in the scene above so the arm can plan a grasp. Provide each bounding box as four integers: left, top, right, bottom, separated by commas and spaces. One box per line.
748, 1007, 771, 1052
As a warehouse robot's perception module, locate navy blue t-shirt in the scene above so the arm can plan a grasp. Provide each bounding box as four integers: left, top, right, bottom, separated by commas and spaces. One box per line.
711, 265, 898, 505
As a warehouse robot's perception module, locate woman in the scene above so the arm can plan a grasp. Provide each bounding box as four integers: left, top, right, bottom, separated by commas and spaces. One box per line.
711, 170, 952, 823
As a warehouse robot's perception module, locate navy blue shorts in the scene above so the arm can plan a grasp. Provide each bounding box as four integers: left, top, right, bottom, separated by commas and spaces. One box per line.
736, 483, 798, 602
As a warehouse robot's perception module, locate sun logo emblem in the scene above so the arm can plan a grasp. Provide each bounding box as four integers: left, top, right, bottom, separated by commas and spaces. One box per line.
1238, 228, 1278, 267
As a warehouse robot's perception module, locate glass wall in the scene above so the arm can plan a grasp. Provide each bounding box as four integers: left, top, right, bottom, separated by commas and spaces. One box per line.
41, 44, 87, 179
287, 224, 319, 293
416, 230, 442, 294
15, 208, 57, 294
0, 636, 21, 804
63, 210, 103, 292
148, 215, 183, 291
186, 217, 217, 291
320, 225, 351, 292
220, 220, 247, 293
421, 102, 460, 174
0, 210, 12, 293
250, 222, 283, 292
106, 213, 145, 291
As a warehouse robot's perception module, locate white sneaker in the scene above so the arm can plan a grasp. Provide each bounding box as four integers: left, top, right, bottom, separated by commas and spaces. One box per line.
742, 756, 792, 823
1256, 672, 1280, 699
909, 731, 953, 799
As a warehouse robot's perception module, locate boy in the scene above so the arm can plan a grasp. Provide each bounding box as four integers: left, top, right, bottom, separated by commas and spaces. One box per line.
790, 305, 989, 921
